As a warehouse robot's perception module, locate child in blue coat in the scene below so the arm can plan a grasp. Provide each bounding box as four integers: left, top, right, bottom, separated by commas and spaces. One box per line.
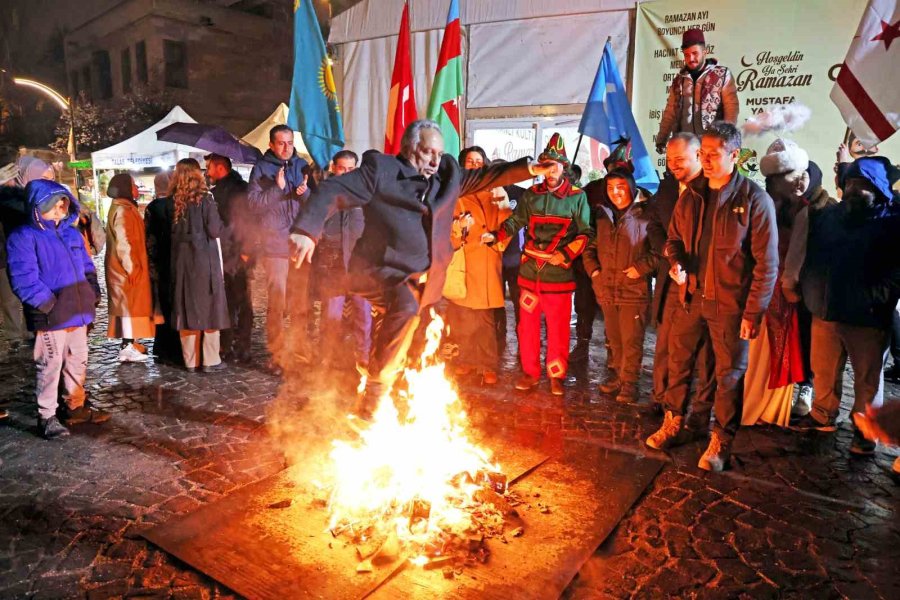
6, 180, 109, 438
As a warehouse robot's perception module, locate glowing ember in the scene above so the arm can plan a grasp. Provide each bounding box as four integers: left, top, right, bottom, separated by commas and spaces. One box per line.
326, 310, 508, 567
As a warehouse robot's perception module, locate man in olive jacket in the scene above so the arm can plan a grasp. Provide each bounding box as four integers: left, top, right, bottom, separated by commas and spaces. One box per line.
290, 120, 550, 416
646, 121, 778, 472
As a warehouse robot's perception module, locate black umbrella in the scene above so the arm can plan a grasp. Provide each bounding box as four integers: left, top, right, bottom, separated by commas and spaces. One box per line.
156, 122, 262, 165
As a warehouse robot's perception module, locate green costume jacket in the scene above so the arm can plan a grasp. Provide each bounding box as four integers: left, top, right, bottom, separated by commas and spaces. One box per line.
499, 178, 592, 293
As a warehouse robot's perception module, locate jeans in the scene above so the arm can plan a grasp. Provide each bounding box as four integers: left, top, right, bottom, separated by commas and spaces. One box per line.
323, 294, 372, 365
663, 298, 748, 438
262, 256, 309, 367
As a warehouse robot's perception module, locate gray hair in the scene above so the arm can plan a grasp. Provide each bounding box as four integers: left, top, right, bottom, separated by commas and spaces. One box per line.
668, 132, 700, 149
400, 119, 442, 157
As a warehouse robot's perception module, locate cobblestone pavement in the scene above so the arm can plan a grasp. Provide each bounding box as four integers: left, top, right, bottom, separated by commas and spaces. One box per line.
1, 264, 898, 599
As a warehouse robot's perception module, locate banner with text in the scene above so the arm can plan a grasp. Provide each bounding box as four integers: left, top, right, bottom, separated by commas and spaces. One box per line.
633, 0, 900, 189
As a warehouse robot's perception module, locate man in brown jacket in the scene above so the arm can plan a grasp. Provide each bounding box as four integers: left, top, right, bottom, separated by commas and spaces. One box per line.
655, 28, 739, 154
646, 122, 778, 472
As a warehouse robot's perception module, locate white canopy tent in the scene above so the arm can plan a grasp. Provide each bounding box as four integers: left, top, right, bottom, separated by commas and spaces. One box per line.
91, 106, 205, 170
329, 0, 637, 175
242, 103, 312, 162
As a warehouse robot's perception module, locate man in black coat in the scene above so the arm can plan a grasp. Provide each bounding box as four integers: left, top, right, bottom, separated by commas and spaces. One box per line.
247, 125, 311, 376
647, 134, 715, 430
207, 154, 253, 364
291, 120, 551, 416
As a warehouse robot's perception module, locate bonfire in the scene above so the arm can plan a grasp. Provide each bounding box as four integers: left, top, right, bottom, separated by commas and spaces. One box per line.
324, 311, 521, 572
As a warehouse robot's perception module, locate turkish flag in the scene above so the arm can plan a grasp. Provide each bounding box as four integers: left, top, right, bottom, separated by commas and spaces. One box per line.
384, 2, 418, 154
831, 0, 900, 147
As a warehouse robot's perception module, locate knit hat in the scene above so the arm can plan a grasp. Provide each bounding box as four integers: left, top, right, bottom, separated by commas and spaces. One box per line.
539, 133, 569, 166
15, 156, 53, 187
802, 161, 823, 202
759, 138, 809, 177
107, 173, 136, 200
842, 157, 898, 202
681, 28, 706, 49
604, 137, 635, 174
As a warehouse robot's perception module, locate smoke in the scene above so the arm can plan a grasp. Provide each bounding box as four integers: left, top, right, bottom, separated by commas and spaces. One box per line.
742, 103, 812, 137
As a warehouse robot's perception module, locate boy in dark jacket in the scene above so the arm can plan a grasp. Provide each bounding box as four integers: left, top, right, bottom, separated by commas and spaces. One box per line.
583, 169, 656, 404
6, 180, 108, 439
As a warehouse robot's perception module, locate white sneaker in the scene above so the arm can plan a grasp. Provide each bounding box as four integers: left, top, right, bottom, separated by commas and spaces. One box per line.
119, 343, 149, 362
132, 341, 148, 354
792, 385, 813, 417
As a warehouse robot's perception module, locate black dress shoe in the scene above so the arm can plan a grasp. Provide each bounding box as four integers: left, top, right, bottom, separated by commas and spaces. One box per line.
203, 362, 228, 373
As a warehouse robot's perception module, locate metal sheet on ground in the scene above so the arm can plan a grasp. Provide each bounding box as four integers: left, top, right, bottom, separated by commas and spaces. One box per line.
143, 442, 662, 600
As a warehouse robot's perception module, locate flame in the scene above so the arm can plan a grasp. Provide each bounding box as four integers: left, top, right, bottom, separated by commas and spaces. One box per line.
326, 310, 501, 555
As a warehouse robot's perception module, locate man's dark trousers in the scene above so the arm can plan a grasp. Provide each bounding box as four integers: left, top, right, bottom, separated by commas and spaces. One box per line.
221, 266, 253, 357
573, 260, 599, 342
664, 297, 748, 437
654, 291, 716, 428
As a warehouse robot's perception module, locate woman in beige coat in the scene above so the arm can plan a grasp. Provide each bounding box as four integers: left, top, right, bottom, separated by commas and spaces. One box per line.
445, 147, 512, 385
105, 173, 158, 362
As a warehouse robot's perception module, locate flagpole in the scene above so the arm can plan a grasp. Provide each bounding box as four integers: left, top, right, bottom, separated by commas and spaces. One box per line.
573, 37, 613, 165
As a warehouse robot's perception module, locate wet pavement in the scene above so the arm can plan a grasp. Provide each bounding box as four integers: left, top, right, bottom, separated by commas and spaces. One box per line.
0, 263, 898, 599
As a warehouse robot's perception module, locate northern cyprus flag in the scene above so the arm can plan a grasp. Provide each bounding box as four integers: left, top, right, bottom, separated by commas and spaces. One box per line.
427, 0, 463, 159
830, 0, 900, 147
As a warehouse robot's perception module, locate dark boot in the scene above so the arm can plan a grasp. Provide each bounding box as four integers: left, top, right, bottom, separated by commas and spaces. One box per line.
61, 405, 111, 426
39, 416, 70, 439
569, 338, 590, 363
598, 372, 621, 395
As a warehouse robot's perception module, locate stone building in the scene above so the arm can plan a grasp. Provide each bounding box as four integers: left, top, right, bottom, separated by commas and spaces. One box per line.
63, 0, 296, 135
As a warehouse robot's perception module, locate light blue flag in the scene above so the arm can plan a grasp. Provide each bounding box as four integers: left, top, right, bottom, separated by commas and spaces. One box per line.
287, 0, 345, 168
579, 41, 659, 192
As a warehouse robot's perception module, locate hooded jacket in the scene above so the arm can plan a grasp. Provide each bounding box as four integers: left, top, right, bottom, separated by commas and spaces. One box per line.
801, 195, 900, 329
5, 180, 100, 331
583, 181, 656, 306
656, 58, 739, 144
664, 169, 779, 324
247, 149, 310, 258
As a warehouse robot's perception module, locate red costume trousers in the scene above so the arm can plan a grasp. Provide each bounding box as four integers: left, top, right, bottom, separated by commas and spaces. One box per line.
517, 289, 573, 379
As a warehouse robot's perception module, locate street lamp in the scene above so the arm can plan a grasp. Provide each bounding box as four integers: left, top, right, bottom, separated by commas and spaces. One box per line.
13, 77, 77, 161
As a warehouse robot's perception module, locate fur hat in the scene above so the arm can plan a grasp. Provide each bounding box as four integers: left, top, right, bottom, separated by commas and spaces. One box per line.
759, 138, 809, 177
681, 28, 705, 49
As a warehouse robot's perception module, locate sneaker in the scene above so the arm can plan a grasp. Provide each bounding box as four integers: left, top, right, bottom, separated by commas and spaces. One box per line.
119, 343, 149, 363
569, 339, 590, 363
645, 410, 685, 450
598, 373, 621, 395
62, 405, 111, 425
849, 429, 876, 457
792, 385, 813, 416
482, 370, 498, 385
698, 431, 732, 472
549, 378, 565, 396
39, 416, 70, 439
615, 382, 639, 404
790, 414, 837, 432
515, 374, 539, 390
132, 341, 148, 354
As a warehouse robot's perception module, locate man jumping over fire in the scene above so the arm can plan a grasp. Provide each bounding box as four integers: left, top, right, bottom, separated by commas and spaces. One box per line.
289, 119, 554, 417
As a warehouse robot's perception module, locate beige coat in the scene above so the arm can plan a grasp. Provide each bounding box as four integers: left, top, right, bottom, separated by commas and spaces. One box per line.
105, 198, 156, 337
449, 189, 512, 310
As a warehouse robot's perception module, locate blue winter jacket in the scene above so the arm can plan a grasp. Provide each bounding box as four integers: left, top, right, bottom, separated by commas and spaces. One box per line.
5, 180, 100, 331
247, 149, 311, 257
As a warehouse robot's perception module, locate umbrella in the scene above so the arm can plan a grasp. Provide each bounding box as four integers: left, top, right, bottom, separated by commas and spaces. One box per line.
156, 122, 262, 165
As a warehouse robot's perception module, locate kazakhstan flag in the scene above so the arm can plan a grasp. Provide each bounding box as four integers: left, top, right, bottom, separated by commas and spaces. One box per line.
287, 0, 345, 168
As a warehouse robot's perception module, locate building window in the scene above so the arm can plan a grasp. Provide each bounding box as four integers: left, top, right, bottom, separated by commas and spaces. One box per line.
93, 50, 113, 99
135, 40, 148, 84
121, 48, 132, 94
163, 40, 188, 89
81, 65, 92, 101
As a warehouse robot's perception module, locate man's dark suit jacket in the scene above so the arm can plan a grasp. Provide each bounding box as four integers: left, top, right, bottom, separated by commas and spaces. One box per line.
291, 151, 532, 307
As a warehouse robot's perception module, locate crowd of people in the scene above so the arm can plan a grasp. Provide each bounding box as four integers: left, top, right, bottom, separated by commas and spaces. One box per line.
0, 28, 898, 476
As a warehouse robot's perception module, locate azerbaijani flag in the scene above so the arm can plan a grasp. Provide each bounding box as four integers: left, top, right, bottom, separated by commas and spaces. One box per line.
426, 0, 463, 159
